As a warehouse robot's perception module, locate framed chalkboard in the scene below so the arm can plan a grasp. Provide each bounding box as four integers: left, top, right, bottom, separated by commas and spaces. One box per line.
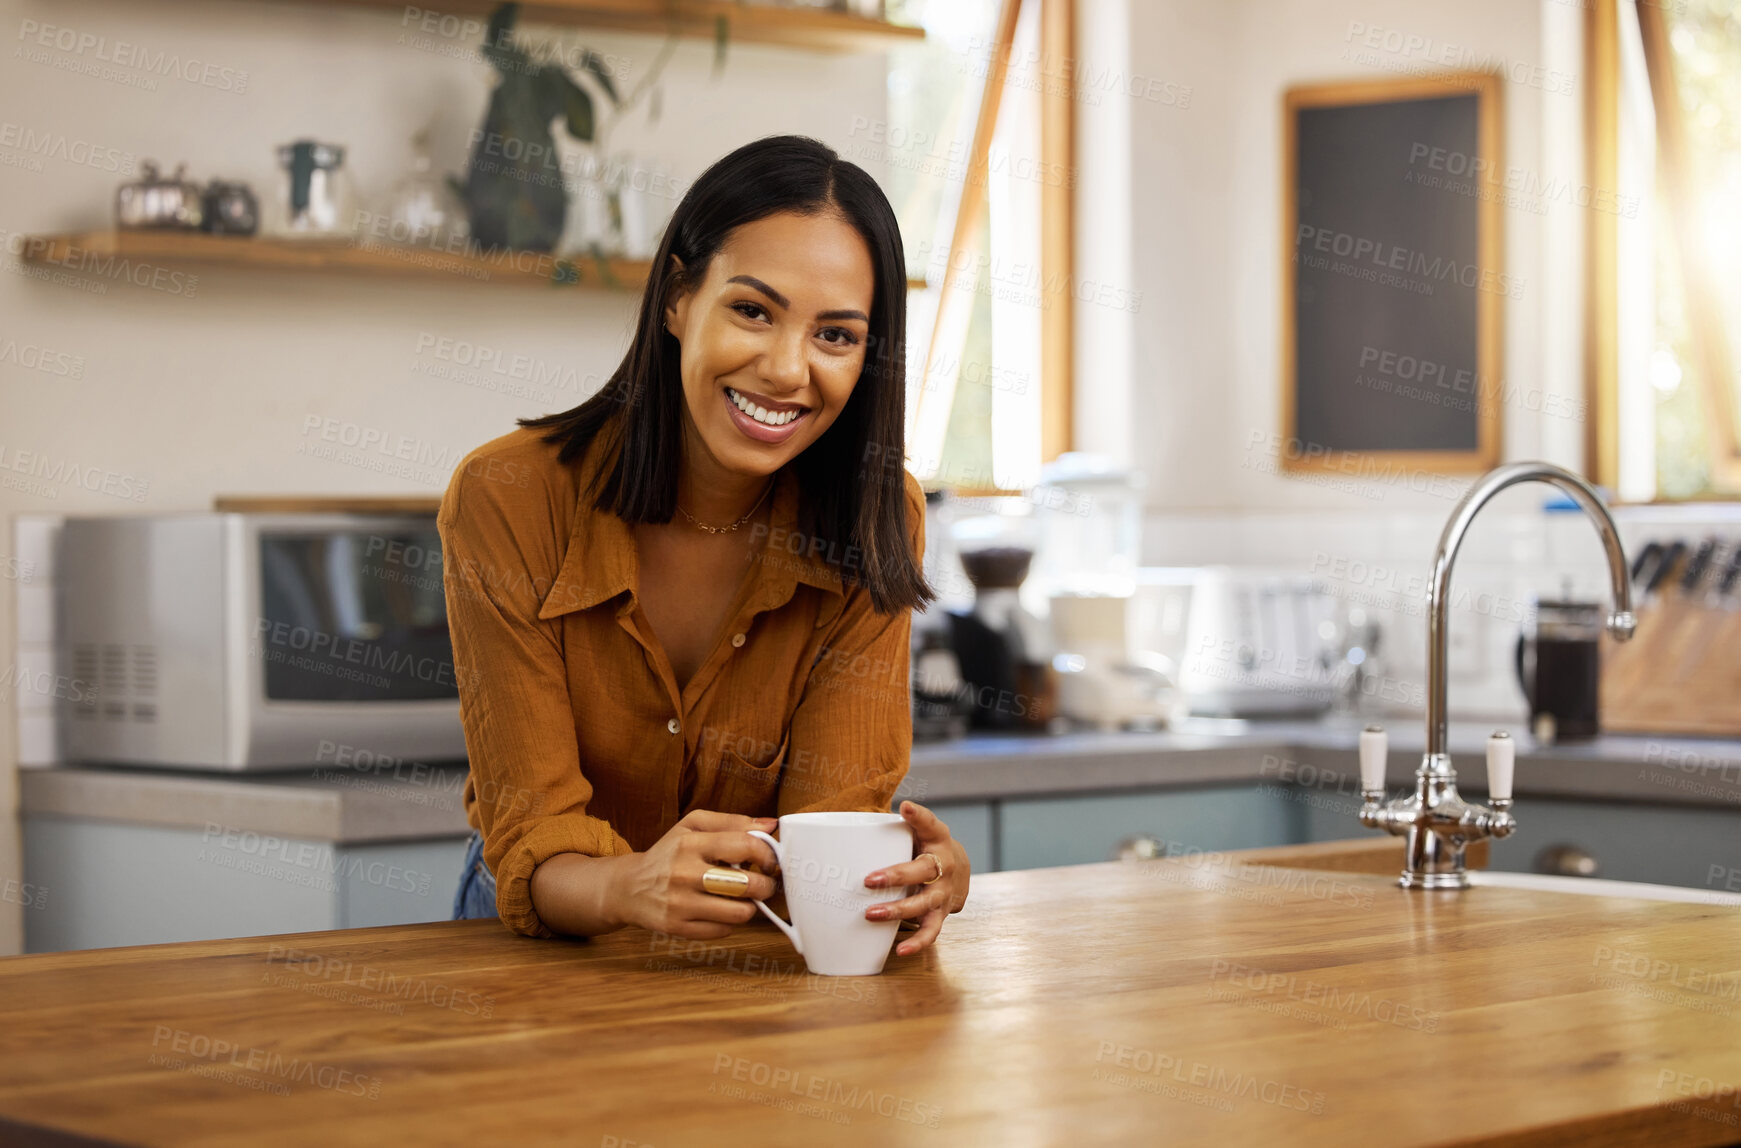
1282, 73, 1503, 475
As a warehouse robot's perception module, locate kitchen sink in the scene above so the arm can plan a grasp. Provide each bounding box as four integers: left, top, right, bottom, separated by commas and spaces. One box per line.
1467, 869, 1741, 905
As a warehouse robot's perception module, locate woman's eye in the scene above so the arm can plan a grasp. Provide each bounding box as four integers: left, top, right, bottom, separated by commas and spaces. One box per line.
818, 328, 860, 348
731, 302, 768, 322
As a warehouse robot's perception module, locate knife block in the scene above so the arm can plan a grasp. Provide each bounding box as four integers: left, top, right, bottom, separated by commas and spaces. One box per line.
1599, 598, 1741, 736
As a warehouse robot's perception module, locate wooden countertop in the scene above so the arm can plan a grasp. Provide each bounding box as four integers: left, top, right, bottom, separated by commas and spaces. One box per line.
2, 843, 1739, 1147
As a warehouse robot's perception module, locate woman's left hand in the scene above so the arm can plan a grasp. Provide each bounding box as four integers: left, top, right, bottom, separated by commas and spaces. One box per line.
863, 800, 971, 957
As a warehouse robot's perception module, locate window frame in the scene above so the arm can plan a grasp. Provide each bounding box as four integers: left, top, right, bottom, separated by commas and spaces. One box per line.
904, 0, 1075, 496
1586, 0, 1741, 496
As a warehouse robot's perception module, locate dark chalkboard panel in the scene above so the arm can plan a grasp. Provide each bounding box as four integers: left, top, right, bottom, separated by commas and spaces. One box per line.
1282, 73, 1503, 474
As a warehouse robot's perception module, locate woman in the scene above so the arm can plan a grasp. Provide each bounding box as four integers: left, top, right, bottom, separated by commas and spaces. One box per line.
440, 135, 971, 958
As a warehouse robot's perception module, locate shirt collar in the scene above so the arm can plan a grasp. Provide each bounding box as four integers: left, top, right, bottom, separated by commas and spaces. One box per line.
756, 464, 847, 602
537, 440, 845, 622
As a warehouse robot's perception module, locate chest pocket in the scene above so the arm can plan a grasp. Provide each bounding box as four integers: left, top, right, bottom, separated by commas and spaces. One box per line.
688, 728, 790, 819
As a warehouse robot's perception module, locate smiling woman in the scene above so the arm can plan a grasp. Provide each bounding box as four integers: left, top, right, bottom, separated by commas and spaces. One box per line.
438, 135, 972, 959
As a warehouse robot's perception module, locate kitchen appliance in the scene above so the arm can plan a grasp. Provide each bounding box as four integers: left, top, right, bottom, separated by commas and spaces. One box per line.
1048, 593, 1179, 730
1027, 452, 1145, 601
911, 489, 973, 740
1515, 598, 1603, 742
1171, 567, 1343, 717
57, 513, 465, 771
268, 140, 357, 237
1128, 567, 1196, 666
115, 161, 204, 230
948, 512, 1054, 731
910, 625, 971, 741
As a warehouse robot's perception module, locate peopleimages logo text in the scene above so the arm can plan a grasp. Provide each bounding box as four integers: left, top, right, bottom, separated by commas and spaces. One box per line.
253, 618, 473, 689
17, 20, 249, 92
1295, 224, 1523, 299
0, 121, 134, 173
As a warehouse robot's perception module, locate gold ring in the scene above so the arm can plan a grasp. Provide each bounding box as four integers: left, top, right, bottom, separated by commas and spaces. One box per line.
917, 852, 945, 885
701, 867, 752, 898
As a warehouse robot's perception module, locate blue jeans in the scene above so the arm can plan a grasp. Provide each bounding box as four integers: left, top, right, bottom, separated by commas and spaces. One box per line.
452, 830, 498, 921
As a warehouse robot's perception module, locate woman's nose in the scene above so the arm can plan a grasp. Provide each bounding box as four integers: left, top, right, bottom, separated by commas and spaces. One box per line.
758, 330, 807, 390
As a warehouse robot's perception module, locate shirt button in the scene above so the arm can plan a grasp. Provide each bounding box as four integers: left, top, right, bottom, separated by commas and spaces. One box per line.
731, 633, 746, 648
666, 718, 680, 735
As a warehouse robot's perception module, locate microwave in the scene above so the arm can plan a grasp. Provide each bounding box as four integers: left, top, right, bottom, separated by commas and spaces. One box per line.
58, 513, 467, 771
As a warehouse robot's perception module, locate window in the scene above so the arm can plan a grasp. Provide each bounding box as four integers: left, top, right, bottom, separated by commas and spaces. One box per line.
883, 0, 1074, 493
1595, 0, 1741, 497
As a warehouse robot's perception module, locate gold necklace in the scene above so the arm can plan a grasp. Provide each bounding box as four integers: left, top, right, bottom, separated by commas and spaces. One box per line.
675, 477, 775, 534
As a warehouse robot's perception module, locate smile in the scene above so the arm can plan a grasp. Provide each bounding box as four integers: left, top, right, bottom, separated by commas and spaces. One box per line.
723, 386, 811, 444
726, 386, 806, 426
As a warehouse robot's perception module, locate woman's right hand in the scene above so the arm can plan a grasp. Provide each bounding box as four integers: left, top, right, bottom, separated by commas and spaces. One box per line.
607, 810, 782, 939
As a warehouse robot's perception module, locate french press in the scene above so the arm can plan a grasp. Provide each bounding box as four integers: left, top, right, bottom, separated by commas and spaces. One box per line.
1514, 599, 1603, 742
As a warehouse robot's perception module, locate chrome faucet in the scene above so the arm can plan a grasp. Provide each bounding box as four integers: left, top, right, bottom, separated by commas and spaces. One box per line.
1359, 462, 1637, 888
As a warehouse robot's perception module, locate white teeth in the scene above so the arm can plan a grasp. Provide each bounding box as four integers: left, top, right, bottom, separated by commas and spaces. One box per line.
728, 388, 801, 428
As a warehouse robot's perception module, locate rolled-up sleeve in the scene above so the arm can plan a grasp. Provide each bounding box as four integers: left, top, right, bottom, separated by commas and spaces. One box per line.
779, 475, 926, 816
438, 457, 633, 938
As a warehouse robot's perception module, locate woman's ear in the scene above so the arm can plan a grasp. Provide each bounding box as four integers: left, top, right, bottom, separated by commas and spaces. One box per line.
663, 254, 690, 339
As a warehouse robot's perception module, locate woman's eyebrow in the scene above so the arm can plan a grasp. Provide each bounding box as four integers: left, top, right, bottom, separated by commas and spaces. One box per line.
725, 275, 869, 324
726, 275, 789, 308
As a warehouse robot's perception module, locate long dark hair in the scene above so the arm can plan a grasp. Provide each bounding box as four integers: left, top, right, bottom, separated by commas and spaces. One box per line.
520, 134, 932, 615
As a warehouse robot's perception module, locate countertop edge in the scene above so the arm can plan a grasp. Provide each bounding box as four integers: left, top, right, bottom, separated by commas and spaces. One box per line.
20, 723, 1741, 841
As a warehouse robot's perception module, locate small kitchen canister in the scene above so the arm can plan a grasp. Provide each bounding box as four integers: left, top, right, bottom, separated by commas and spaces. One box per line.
201, 179, 259, 236
115, 161, 205, 230
267, 140, 357, 238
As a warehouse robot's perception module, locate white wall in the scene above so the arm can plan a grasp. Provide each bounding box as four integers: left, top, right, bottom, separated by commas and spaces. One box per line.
1088, 0, 1572, 513
1072, 0, 1707, 728
0, 0, 887, 954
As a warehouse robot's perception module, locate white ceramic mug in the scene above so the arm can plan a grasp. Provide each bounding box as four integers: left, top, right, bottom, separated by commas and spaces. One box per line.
744, 811, 914, 976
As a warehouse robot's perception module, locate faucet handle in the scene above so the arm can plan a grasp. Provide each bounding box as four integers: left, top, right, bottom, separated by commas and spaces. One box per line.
1487, 730, 1515, 805
1358, 725, 1387, 795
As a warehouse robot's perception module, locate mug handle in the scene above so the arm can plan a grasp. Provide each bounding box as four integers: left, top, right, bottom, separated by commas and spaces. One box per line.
743, 829, 802, 956
1514, 632, 1535, 710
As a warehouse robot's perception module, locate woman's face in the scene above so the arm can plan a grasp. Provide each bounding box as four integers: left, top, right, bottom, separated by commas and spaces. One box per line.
665, 210, 876, 478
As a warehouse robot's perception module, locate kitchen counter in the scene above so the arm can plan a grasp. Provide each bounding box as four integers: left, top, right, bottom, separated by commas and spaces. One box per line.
909, 717, 1741, 807
19, 761, 473, 843
21, 720, 1741, 844
2, 840, 1738, 1146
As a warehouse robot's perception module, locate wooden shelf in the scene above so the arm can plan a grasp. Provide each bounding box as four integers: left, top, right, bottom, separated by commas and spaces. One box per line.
317, 0, 924, 52
19, 230, 927, 292
19, 229, 649, 289
214, 495, 445, 514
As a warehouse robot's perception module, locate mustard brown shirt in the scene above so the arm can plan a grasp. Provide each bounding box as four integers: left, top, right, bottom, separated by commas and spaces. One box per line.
437, 425, 924, 938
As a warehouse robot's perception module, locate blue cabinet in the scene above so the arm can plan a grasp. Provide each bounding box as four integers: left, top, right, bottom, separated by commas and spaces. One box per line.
23, 816, 465, 953
1485, 799, 1741, 888
998, 785, 1305, 871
